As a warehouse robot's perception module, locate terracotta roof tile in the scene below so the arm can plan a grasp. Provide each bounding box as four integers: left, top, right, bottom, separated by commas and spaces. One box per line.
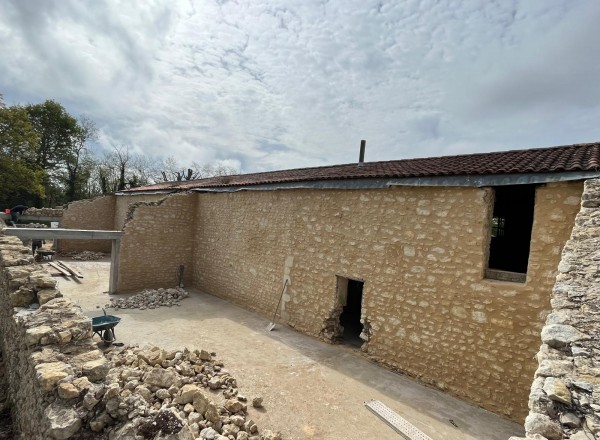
124, 142, 600, 192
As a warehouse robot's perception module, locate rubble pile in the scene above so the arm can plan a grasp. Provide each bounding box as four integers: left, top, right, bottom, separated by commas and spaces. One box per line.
24, 207, 63, 217
22, 223, 48, 228
59, 250, 105, 260
108, 287, 189, 310
77, 344, 282, 439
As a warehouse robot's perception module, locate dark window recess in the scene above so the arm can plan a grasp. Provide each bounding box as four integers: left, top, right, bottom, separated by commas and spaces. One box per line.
488, 185, 536, 275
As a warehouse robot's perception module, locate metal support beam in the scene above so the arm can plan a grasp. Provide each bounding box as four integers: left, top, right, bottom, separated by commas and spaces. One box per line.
1, 214, 63, 223
3, 227, 123, 294
3, 228, 122, 240
110, 239, 121, 294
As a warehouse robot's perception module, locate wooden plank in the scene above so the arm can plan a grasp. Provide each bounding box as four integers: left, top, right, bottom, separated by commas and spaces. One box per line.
48, 262, 71, 277
56, 260, 84, 278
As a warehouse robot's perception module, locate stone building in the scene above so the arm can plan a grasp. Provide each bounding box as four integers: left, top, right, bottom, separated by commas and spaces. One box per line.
60, 142, 600, 423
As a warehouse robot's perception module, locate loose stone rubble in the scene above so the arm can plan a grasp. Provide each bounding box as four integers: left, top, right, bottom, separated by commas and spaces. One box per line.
0, 231, 282, 439
85, 344, 281, 440
24, 207, 63, 217
59, 250, 106, 261
107, 288, 189, 310
22, 222, 48, 228
511, 178, 600, 440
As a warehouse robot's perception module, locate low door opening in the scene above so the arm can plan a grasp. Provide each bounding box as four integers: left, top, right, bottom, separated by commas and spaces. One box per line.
339, 278, 364, 347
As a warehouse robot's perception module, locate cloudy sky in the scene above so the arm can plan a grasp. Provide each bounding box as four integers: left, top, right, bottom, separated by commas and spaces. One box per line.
1, 0, 599, 173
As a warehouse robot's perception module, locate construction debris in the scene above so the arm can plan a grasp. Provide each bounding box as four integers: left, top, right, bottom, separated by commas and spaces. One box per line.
58, 250, 105, 260
21, 223, 47, 228
65, 344, 280, 439
24, 207, 63, 217
107, 287, 189, 310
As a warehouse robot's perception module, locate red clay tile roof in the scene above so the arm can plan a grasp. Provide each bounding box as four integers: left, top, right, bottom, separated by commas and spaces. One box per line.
124, 142, 600, 192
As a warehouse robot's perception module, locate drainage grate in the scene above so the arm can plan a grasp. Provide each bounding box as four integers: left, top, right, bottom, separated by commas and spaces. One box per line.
365, 400, 433, 440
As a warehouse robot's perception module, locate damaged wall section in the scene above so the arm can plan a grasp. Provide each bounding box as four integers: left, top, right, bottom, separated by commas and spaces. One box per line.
117, 193, 196, 292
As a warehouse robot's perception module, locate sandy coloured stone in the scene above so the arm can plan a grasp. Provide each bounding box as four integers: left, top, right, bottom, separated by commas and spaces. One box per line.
36, 362, 74, 392
57, 382, 80, 400
543, 377, 572, 405
176, 384, 203, 405
82, 357, 110, 382
144, 367, 179, 388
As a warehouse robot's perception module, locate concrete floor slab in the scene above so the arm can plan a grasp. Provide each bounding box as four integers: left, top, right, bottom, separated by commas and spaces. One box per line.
55, 259, 525, 440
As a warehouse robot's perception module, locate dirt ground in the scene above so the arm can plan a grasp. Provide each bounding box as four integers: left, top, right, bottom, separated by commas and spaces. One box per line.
53, 258, 525, 440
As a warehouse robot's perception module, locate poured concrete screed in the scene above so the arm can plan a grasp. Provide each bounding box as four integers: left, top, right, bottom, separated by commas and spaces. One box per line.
57, 258, 525, 440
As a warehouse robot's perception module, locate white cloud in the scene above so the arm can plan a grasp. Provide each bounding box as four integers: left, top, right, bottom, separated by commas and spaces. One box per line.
1, 0, 599, 173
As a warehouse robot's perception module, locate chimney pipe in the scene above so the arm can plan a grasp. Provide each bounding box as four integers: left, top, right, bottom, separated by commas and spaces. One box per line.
358, 140, 366, 165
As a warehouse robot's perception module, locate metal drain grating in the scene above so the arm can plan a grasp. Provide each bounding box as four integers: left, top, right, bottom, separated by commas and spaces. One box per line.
365, 400, 433, 440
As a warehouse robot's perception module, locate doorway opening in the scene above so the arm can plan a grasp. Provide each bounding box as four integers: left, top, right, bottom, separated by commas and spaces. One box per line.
338, 277, 364, 347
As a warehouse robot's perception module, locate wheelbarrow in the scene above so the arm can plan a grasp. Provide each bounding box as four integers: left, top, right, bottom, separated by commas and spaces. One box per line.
92, 309, 121, 346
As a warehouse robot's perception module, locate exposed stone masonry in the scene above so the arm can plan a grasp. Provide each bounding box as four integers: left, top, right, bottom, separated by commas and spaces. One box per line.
512, 178, 600, 440
0, 231, 109, 439
1, 228, 283, 439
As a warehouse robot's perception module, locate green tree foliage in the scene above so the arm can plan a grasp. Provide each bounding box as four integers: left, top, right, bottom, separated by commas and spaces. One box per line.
1, 94, 236, 208
0, 96, 45, 207
0, 157, 45, 208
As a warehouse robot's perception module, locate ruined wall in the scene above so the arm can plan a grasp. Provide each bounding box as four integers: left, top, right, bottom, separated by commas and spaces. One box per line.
0, 231, 110, 439
511, 178, 600, 440
192, 182, 583, 420
59, 195, 116, 252
117, 193, 196, 292
114, 193, 169, 230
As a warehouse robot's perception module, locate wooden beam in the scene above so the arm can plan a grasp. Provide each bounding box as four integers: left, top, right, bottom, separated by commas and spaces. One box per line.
56, 261, 84, 278
48, 262, 71, 277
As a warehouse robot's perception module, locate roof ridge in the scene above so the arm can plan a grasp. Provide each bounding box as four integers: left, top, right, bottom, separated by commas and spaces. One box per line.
123, 141, 600, 192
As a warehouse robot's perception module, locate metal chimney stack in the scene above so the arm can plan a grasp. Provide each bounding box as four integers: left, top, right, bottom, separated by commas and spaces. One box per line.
358, 140, 366, 165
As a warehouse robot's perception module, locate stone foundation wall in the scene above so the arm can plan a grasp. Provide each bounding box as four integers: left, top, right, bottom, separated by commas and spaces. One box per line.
117, 193, 196, 292
59, 195, 116, 253
0, 230, 109, 439
513, 178, 600, 440
192, 182, 583, 420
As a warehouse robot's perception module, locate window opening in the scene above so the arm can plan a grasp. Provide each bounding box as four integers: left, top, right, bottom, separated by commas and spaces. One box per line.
487, 185, 536, 279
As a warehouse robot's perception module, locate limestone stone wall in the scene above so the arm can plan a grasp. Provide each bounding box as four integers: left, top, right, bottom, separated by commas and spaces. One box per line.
117, 193, 196, 292
512, 178, 600, 440
114, 193, 168, 230
0, 231, 109, 439
191, 182, 583, 420
59, 195, 116, 252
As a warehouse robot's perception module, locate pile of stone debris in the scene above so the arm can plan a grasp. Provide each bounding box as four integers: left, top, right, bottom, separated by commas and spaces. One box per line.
59, 250, 105, 260
107, 287, 189, 310
22, 222, 47, 228
24, 207, 63, 217
69, 344, 281, 439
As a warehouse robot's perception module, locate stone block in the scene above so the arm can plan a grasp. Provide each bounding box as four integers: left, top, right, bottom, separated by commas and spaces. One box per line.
36, 362, 74, 393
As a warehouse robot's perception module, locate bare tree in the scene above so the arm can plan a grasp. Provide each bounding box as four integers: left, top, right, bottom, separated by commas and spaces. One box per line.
159, 156, 239, 182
